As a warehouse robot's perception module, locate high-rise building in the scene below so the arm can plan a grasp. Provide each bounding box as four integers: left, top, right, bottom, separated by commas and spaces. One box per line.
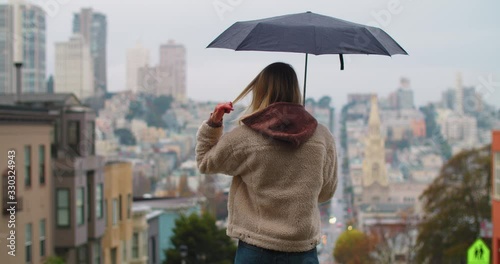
387, 78, 414, 110
54, 34, 94, 100
73, 8, 107, 96
127, 42, 150, 93
159, 40, 186, 102
441, 86, 482, 114
46, 75, 53, 93
396, 78, 414, 110
0, 2, 46, 94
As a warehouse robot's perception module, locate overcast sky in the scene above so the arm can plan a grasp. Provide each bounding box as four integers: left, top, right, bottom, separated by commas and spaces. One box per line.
17, 0, 500, 107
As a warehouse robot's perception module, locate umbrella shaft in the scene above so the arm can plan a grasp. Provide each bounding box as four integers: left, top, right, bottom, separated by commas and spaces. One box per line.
303, 53, 308, 106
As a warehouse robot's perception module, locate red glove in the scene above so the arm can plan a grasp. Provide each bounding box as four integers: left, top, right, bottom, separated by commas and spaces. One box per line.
209, 101, 234, 124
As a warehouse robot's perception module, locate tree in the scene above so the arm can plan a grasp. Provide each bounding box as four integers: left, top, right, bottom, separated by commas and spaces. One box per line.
419, 104, 438, 139
114, 128, 137, 146
415, 146, 491, 264
164, 213, 236, 264
334, 229, 373, 264
126, 100, 144, 120
318, 95, 332, 108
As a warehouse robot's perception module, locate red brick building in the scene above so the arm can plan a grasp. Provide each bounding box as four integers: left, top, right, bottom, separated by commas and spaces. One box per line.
492, 130, 500, 264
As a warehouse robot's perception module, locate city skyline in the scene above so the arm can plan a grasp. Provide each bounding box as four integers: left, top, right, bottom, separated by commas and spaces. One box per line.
35, 0, 499, 108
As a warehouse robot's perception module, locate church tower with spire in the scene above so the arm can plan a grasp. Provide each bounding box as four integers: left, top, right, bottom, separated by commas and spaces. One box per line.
362, 95, 389, 202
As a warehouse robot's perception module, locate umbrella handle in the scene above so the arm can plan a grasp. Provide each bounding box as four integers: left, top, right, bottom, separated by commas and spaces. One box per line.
340, 54, 344, 70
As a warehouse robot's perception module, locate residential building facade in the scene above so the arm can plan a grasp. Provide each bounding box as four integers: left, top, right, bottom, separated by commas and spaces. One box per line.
103, 161, 133, 264
0, 106, 54, 264
130, 205, 149, 264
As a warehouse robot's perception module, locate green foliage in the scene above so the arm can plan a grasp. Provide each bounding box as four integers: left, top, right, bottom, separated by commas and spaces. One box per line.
420, 104, 452, 159
334, 229, 373, 264
114, 128, 137, 146
44, 256, 65, 264
318, 95, 332, 108
125, 94, 174, 128
415, 146, 491, 264
126, 100, 144, 120
419, 104, 438, 139
164, 212, 236, 264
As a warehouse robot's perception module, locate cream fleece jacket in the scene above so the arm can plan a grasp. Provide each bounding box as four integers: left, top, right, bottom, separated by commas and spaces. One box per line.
195, 102, 338, 252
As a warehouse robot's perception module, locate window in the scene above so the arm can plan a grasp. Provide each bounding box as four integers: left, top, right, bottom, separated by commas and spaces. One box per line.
127, 194, 131, 219
39, 219, 45, 257
93, 240, 101, 264
87, 183, 91, 222
96, 184, 103, 219
56, 189, 70, 227
119, 195, 123, 221
132, 232, 139, 258
77, 187, 84, 225
39, 145, 45, 184
67, 121, 80, 155
25, 223, 32, 263
150, 237, 156, 264
143, 231, 148, 259
111, 248, 117, 264
87, 121, 95, 155
77, 244, 87, 264
495, 153, 500, 198
25, 145, 31, 187
112, 198, 118, 225
122, 240, 127, 262
51, 120, 59, 158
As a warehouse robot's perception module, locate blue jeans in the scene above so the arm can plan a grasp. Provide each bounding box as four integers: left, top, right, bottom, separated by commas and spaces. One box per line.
234, 240, 319, 264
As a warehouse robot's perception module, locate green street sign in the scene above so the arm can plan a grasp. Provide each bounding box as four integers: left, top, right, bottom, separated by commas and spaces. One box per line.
467, 238, 490, 264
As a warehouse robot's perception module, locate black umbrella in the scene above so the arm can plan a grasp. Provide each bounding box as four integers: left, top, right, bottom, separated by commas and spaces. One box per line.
207, 11, 408, 104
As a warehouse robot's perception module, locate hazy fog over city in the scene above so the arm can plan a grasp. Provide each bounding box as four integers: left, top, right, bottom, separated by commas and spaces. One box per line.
1, 0, 500, 263
39, 0, 500, 106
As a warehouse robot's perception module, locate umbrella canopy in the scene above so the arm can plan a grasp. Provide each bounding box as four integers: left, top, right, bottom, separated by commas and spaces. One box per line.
207, 11, 408, 103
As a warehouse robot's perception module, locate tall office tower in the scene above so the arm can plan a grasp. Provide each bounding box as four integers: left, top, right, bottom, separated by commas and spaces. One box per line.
54, 34, 94, 100
73, 8, 107, 96
159, 40, 186, 102
396, 78, 414, 110
0, 2, 46, 94
126, 42, 150, 93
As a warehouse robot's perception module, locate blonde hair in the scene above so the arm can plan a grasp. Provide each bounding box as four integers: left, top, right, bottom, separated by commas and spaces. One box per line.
233, 62, 302, 124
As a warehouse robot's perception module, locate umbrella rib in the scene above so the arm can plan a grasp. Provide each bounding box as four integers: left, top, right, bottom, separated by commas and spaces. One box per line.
235, 23, 260, 51
365, 28, 391, 56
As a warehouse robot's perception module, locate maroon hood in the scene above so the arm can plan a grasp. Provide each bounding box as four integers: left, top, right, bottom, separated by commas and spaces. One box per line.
241, 102, 318, 147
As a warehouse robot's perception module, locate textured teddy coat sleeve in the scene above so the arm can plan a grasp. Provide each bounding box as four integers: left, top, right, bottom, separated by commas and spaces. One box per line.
318, 136, 338, 203
195, 120, 245, 176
